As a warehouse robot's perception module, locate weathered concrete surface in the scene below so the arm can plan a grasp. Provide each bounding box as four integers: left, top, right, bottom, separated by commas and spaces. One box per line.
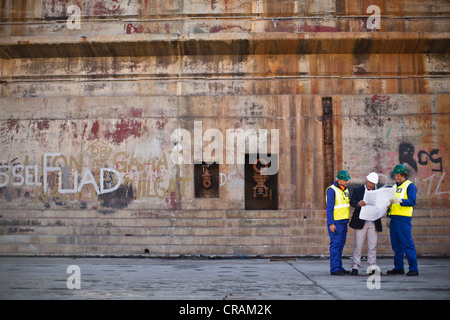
2, 33, 449, 58
0, 0, 449, 257
0, 257, 449, 300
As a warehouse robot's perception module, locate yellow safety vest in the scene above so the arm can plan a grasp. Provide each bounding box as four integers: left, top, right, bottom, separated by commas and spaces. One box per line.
390, 180, 413, 217
326, 184, 350, 221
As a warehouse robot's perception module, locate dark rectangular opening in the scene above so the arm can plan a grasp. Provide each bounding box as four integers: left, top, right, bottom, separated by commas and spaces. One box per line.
244, 153, 278, 210
322, 97, 334, 188
194, 162, 219, 198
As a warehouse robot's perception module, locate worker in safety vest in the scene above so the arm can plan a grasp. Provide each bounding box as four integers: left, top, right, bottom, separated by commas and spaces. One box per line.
387, 164, 419, 276
326, 170, 351, 275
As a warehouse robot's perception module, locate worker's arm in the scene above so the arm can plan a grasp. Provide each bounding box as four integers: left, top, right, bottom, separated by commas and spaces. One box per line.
401, 183, 417, 207
350, 187, 360, 208
326, 187, 336, 226
350, 187, 365, 207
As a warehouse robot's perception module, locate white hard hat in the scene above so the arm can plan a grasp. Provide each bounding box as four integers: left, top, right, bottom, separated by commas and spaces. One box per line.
366, 172, 379, 184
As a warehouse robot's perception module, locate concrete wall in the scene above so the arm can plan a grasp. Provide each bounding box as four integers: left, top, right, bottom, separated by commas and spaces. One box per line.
0, 0, 449, 256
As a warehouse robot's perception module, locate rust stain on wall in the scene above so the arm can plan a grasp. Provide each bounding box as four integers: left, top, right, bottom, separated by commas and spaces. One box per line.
103, 119, 144, 145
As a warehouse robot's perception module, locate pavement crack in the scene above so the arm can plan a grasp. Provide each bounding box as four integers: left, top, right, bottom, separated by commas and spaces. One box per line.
285, 261, 341, 300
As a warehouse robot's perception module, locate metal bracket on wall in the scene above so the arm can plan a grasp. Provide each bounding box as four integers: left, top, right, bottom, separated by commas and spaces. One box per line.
194, 162, 219, 198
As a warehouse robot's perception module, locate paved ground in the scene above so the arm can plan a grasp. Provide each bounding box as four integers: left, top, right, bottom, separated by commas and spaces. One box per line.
0, 257, 449, 300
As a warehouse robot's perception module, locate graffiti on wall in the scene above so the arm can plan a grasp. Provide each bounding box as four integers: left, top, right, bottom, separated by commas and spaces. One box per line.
349, 142, 449, 199
394, 143, 449, 196
0, 145, 192, 210
0, 114, 279, 210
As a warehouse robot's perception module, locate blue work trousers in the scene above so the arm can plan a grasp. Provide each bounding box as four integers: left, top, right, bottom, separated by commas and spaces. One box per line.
328, 220, 348, 273
390, 216, 418, 272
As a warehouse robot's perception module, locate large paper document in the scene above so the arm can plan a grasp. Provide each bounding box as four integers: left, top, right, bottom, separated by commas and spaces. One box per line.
359, 187, 395, 221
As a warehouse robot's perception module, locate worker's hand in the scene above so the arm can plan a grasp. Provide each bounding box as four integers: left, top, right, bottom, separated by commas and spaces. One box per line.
391, 197, 402, 205
359, 200, 366, 207
329, 224, 337, 233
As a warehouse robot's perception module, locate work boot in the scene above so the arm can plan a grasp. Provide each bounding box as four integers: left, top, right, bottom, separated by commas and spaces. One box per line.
330, 270, 345, 276
386, 268, 405, 275
342, 269, 351, 274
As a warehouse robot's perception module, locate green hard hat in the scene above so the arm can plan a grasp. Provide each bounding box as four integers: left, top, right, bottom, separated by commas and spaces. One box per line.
336, 170, 351, 181
393, 164, 407, 174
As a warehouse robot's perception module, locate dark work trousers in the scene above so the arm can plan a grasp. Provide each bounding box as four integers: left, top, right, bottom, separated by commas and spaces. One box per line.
390, 216, 418, 272
328, 220, 348, 273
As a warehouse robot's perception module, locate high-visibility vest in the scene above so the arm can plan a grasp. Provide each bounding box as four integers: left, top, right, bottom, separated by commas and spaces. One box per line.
390, 180, 413, 217
326, 184, 350, 221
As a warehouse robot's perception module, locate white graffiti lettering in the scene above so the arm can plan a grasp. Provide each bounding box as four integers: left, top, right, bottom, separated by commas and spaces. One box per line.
0, 153, 122, 196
